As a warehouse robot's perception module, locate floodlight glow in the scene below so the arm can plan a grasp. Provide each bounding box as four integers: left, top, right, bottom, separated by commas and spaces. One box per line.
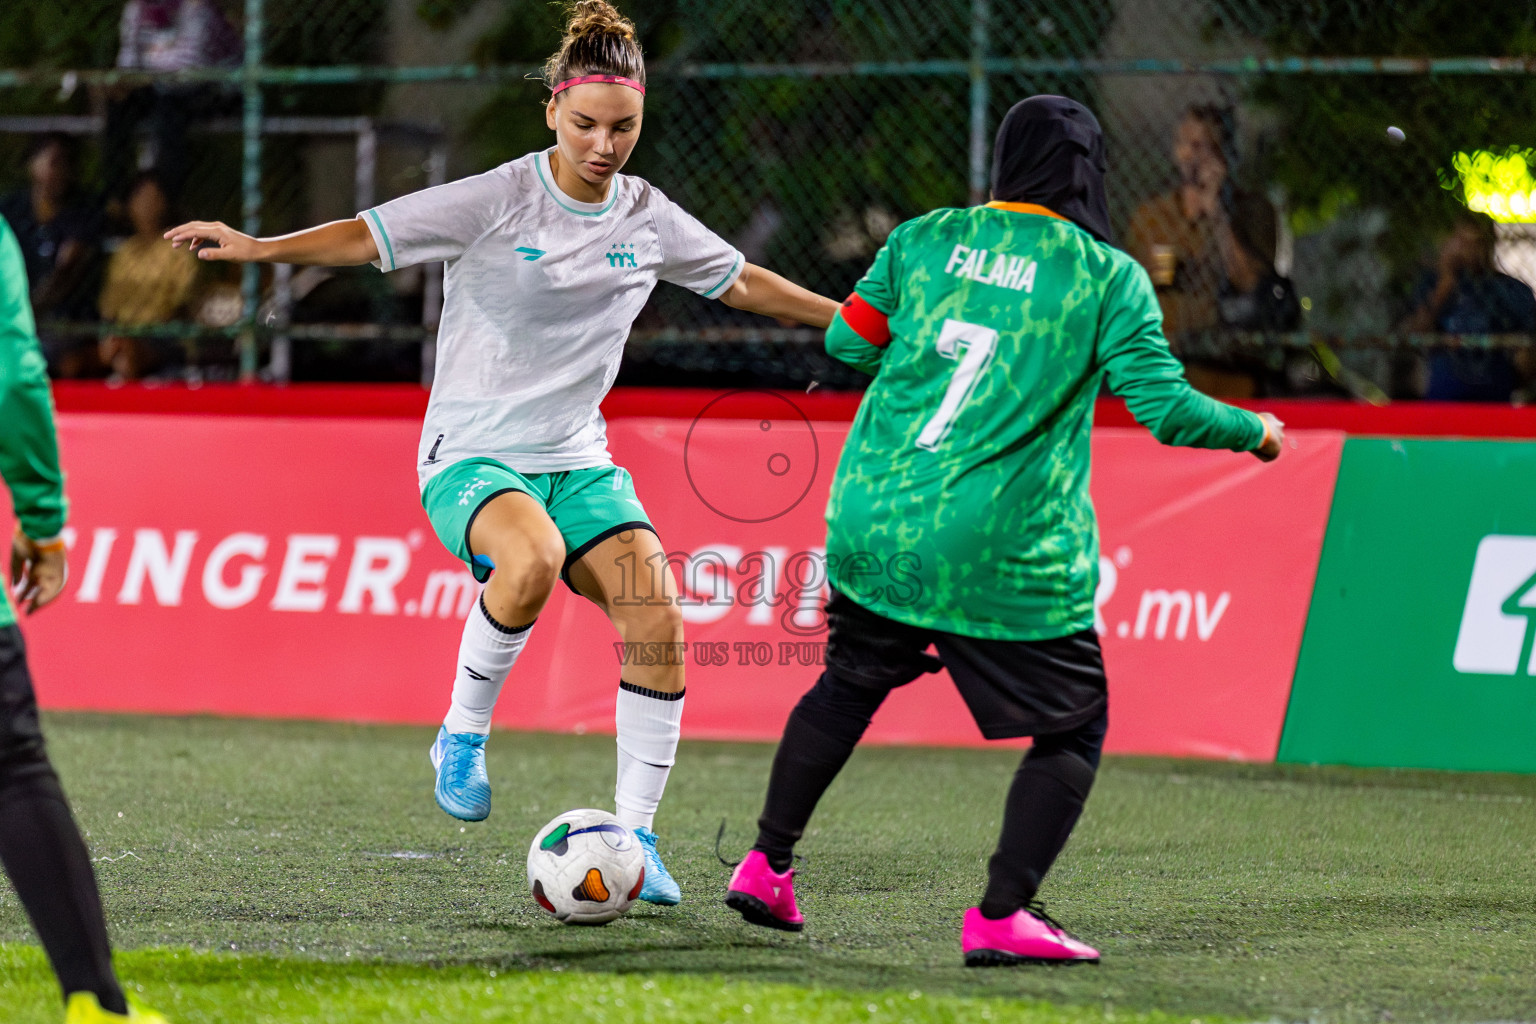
1447, 148, 1536, 223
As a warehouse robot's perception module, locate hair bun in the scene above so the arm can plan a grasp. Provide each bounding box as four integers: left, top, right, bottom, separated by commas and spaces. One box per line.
566, 1, 635, 41
545, 0, 646, 90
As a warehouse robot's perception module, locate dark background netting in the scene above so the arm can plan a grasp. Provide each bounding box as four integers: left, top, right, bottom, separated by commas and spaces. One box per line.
0, 0, 1532, 393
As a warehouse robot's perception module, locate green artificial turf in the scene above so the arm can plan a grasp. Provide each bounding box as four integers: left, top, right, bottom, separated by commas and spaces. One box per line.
0, 945, 1219, 1024
1, 713, 1534, 1023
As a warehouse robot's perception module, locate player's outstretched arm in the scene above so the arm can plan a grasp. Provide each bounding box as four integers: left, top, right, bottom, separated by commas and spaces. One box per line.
1098, 259, 1284, 462
720, 263, 840, 328
164, 217, 380, 267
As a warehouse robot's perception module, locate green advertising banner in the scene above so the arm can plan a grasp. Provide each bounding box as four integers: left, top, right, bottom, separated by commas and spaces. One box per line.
1280, 439, 1536, 772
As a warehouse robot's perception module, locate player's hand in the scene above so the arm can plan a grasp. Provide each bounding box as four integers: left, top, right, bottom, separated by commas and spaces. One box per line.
1253, 412, 1285, 463
164, 221, 264, 262
10, 529, 68, 615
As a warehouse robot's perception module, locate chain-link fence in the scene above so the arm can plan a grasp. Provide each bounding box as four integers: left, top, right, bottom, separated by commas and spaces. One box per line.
2, 0, 1534, 399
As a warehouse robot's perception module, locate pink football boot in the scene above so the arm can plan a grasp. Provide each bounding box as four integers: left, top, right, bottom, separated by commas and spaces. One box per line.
724, 850, 804, 932
962, 905, 1100, 965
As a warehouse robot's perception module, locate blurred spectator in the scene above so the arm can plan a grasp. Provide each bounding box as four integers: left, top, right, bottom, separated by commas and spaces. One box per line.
98, 173, 199, 381
0, 134, 103, 377
1218, 192, 1301, 332
1127, 105, 1295, 397
103, 0, 243, 203
1400, 214, 1535, 402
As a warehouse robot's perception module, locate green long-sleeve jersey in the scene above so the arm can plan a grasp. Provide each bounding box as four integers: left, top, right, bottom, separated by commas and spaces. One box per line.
822, 202, 1264, 641
0, 213, 67, 627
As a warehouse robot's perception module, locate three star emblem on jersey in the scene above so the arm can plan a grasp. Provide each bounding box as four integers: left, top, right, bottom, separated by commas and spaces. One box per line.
606, 242, 638, 268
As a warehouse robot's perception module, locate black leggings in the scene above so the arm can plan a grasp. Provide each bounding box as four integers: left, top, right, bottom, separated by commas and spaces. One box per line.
980, 707, 1106, 916
752, 598, 1107, 916
0, 626, 125, 1013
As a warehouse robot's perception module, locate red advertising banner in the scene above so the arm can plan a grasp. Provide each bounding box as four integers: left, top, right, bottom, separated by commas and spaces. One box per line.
14, 405, 1341, 761
1086, 430, 1342, 759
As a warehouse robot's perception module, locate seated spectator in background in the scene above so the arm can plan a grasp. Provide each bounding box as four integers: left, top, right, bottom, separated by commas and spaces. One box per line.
103, 0, 242, 204
1399, 213, 1536, 402
0, 134, 103, 376
98, 173, 199, 380
1128, 104, 1289, 397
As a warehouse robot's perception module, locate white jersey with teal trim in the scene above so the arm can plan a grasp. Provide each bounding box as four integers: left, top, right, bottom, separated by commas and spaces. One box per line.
360, 148, 744, 487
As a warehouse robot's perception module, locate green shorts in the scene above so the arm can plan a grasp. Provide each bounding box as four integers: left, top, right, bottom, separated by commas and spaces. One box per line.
421, 458, 655, 586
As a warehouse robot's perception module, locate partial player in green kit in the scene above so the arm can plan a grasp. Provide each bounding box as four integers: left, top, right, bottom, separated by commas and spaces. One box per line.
0, 213, 169, 1022
725, 96, 1284, 963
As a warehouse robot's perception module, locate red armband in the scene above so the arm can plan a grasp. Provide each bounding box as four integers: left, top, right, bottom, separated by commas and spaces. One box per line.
839, 292, 891, 348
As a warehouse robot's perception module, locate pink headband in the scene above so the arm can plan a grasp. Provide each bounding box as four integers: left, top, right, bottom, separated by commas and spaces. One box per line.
551, 74, 646, 97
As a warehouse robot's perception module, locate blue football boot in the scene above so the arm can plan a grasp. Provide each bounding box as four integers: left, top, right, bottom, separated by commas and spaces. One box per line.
634, 826, 681, 905
429, 726, 491, 821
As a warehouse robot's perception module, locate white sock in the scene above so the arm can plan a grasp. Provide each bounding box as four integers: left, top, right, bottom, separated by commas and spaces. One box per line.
441, 596, 533, 736
614, 682, 685, 832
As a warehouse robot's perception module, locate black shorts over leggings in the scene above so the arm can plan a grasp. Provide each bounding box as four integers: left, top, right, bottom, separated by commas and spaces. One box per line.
823, 589, 1107, 740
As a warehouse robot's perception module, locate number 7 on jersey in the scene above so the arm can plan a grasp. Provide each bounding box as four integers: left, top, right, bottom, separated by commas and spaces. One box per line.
914, 318, 999, 451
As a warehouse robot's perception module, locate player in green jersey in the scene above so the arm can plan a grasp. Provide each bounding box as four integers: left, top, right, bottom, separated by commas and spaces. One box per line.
725, 96, 1283, 964
0, 214, 169, 1022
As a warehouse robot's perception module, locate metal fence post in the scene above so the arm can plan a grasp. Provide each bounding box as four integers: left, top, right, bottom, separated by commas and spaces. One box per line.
239, 0, 264, 380
420, 140, 448, 389
269, 263, 291, 383
968, 0, 990, 206
354, 119, 377, 212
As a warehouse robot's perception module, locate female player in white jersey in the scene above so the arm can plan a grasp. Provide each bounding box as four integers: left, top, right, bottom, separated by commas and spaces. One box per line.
165, 0, 839, 905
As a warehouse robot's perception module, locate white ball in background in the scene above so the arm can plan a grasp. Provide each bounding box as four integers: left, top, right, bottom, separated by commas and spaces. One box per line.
1386, 126, 1406, 144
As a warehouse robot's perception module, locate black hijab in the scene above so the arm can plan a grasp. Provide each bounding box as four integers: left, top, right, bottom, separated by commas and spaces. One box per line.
989, 95, 1113, 245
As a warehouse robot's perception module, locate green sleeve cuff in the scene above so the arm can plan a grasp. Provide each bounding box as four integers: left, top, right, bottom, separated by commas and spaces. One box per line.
19, 518, 66, 543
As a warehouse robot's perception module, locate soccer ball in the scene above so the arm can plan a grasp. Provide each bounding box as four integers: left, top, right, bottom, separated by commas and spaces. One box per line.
526, 809, 646, 924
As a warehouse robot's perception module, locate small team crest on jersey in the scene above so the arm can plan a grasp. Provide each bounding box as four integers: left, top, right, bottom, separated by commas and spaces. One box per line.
605, 242, 638, 268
